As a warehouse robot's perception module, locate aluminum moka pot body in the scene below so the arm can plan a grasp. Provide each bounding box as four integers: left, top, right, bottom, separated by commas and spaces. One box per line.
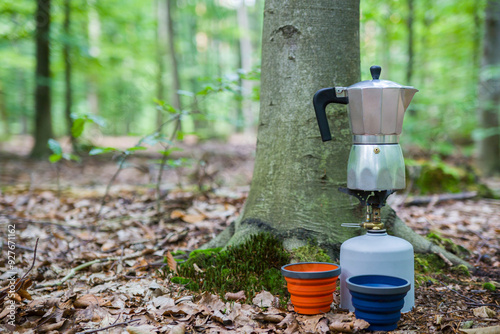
313, 66, 418, 191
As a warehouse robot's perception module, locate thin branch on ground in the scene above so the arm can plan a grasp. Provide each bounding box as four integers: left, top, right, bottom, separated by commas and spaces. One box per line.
156, 115, 181, 215
76, 319, 140, 334
34, 248, 155, 288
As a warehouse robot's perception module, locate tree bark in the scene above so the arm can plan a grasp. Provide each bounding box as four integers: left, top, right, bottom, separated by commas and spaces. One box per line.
156, 0, 167, 127
406, 0, 414, 84
166, 0, 182, 113
63, 0, 75, 150
236, 1, 254, 133
205, 0, 361, 256
477, 0, 500, 176
31, 0, 53, 158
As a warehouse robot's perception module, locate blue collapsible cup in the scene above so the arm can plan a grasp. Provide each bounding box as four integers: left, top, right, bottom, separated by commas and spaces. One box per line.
346, 275, 411, 331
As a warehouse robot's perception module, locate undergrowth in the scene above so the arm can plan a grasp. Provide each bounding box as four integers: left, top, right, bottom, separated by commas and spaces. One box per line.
171, 233, 291, 302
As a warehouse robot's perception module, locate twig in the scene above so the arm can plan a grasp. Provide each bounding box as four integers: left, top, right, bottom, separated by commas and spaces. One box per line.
437, 281, 482, 305
156, 115, 181, 215
95, 154, 128, 220
34, 248, 154, 288
435, 251, 453, 267
76, 318, 140, 334
0, 238, 39, 302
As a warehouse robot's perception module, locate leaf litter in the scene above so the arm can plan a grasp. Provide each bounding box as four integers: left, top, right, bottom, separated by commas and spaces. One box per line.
0, 144, 499, 333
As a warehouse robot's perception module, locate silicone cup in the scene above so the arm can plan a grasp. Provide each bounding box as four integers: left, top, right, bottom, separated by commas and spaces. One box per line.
281, 262, 341, 315
346, 275, 410, 331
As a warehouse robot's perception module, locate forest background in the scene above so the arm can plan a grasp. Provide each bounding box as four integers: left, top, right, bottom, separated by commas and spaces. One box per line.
0, 0, 499, 179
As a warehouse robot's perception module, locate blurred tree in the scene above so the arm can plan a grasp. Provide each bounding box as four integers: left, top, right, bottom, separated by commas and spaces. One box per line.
477, 0, 500, 176
166, 0, 182, 113
63, 0, 75, 149
31, 0, 53, 158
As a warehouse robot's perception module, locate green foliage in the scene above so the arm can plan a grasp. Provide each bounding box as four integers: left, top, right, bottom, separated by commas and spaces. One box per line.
290, 241, 332, 263
47, 139, 80, 164
406, 157, 480, 194
175, 233, 291, 301
426, 232, 471, 258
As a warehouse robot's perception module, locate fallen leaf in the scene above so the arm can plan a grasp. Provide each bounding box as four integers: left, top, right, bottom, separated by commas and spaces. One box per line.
329, 320, 353, 333
171, 323, 186, 334
277, 313, 296, 329
126, 324, 158, 334
460, 326, 500, 334
212, 309, 233, 326
165, 251, 177, 273
199, 292, 225, 313
353, 318, 370, 331
315, 317, 330, 334
225, 291, 246, 301
252, 291, 274, 308
170, 209, 185, 219
74, 294, 105, 308
252, 313, 284, 323
181, 213, 205, 224
473, 306, 496, 318
38, 320, 66, 332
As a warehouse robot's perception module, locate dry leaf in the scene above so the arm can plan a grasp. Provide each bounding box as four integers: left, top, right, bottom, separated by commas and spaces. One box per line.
181, 214, 205, 224
165, 251, 177, 273
225, 291, 246, 302
38, 320, 66, 332
252, 291, 274, 308
252, 313, 284, 323
126, 324, 158, 334
74, 294, 105, 308
460, 326, 500, 334
473, 306, 496, 318
315, 318, 330, 334
277, 313, 296, 329
171, 323, 186, 334
353, 318, 370, 331
170, 209, 185, 219
212, 309, 233, 326
329, 320, 353, 333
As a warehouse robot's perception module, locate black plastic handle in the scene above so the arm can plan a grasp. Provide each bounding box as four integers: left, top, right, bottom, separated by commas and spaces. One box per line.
312, 87, 348, 142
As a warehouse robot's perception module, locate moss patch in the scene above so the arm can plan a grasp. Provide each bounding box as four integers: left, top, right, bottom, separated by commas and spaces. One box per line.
174, 233, 291, 301
290, 241, 332, 263
427, 232, 470, 258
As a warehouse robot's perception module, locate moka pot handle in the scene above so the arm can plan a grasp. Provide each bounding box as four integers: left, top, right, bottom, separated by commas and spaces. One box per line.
312, 87, 348, 142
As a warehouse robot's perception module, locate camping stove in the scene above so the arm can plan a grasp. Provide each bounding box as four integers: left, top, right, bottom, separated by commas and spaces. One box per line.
313, 66, 418, 312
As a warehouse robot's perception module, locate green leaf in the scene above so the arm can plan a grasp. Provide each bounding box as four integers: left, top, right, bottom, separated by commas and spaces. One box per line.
125, 146, 147, 153
89, 147, 119, 155
49, 154, 62, 163
47, 139, 62, 155
63, 153, 81, 162
71, 118, 86, 138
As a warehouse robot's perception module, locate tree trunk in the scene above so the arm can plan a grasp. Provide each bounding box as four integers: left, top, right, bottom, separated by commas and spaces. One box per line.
166, 0, 182, 113
406, 0, 414, 84
205, 0, 361, 255
204, 0, 472, 270
236, 1, 254, 133
31, 0, 53, 158
156, 0, 167, 127
477, 0, 500, 176
0, 83, 9, 138
87, 2, 100, 115
63, 0, 75, 150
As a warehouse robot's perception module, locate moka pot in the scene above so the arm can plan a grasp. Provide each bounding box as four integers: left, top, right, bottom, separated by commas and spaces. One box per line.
313, 66, 418, 191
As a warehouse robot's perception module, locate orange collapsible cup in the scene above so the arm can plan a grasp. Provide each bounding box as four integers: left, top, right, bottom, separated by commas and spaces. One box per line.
281, 262, 341, 315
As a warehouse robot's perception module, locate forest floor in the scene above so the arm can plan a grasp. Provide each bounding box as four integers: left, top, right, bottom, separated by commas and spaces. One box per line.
0, 135, 499, 334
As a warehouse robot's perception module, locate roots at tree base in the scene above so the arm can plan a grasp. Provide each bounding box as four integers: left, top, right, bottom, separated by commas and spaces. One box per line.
203, 206, 472, 271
